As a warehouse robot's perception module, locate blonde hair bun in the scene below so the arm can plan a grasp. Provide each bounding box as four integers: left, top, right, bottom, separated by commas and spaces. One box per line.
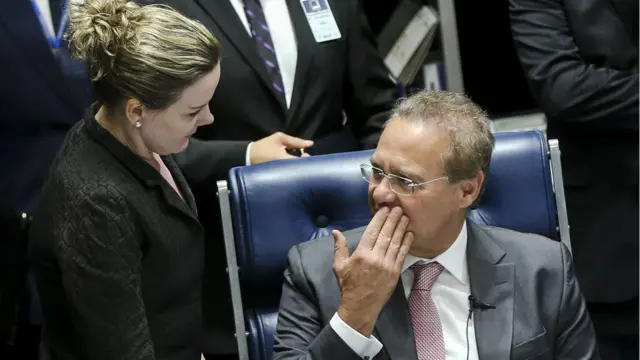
64, 0, 221, 110
67, 0, 143, 80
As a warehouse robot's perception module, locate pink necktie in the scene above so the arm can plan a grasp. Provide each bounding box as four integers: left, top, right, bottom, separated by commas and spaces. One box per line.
409, 262, 446, 360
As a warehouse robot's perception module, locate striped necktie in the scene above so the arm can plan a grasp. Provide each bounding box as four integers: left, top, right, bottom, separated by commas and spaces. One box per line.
242, 0, 287, 106
409, 262, 446, 360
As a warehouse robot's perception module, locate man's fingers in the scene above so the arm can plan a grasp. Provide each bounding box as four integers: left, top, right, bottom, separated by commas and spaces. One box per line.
372, 207, 403, 254
278, 133, 313, 149
394, 232, 414, 270
360, 206, 390, 249
332, 229, 349, 271
384, 215, 409, 260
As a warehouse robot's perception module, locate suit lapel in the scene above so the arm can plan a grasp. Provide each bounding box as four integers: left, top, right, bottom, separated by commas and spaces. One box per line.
195, 0, 285, 112
284, 0, 314, 129
0, 1, 79, 111
163, 155, 198, 217
155, 183, 199, 224
374, 280, 418, 360
467, 223, 514, 360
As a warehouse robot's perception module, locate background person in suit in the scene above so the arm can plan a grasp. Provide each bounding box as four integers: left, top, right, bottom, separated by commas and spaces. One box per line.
151, 1, 398, 357
164, 0, 397, 182
273, 91, 599, 360
509, 0, 638, 358
0, 0, 92, 358
28, 0, 222, 359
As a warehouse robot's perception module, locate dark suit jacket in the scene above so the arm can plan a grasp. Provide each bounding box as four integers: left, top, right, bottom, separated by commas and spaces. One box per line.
0, 1, 92, 214
29, 108, 205, 360
0, 1, 93, 334
165, 0, 397, 188
273, 222, 599, 360
509, 0, 638, 305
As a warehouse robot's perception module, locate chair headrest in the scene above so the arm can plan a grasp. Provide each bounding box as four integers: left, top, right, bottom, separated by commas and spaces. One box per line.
228, 149, 372, 293
467, 130, 557, 238
227, 130, 557, 291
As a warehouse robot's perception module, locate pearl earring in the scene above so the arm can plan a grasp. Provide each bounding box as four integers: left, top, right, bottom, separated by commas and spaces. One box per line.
134, 121, 142, 128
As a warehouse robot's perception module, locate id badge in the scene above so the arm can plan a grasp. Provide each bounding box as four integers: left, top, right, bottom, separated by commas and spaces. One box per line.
299, 0, 341, 43
53, 47, 87, 79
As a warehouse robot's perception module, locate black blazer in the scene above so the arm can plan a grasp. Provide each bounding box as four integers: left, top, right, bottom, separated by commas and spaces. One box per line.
510, 0, 638, 305
29, 108, 205, 360
165, 0, 398, 189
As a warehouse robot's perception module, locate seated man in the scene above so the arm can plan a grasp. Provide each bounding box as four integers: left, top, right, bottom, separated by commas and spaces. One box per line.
272, 90, 599, 360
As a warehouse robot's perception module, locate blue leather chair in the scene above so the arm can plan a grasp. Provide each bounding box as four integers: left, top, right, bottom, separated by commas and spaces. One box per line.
216, 130, 571, 360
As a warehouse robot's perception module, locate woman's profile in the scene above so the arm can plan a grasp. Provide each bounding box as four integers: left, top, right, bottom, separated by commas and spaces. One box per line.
28, 0, 221, 359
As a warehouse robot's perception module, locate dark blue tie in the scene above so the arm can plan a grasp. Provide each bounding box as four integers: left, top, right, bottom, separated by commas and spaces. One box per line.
242, 0, 286, 106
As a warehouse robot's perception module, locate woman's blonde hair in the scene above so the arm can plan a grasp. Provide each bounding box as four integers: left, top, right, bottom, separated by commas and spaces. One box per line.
67, 0, 221, 109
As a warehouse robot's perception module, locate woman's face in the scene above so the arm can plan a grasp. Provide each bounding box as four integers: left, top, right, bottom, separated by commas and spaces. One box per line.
138, 64, 221, 155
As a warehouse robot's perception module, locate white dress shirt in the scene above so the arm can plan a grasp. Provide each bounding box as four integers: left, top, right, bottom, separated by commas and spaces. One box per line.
35, 0, 86, 43
329, 222, 480, 360
228, 0, 299, 165
34, 0, 55, 35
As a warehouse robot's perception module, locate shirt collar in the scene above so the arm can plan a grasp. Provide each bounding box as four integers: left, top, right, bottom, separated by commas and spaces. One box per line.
402, 221, 468, 285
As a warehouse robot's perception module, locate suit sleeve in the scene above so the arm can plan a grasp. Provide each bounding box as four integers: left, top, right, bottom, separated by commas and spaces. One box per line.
55, 185, 154, 360
509, 0, 638, 129
342, 0, 398, 149
272, 246, 363, 360
174, 137, 251, 195
555, 244, 600, 359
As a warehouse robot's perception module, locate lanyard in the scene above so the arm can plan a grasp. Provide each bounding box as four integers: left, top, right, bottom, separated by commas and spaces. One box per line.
30, 0, 69, 49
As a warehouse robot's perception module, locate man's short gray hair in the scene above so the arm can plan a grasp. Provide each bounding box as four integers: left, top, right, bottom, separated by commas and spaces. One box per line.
386, 90, 495, 186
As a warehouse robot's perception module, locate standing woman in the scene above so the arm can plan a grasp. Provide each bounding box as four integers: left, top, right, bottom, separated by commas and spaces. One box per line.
28, 0, 221, 359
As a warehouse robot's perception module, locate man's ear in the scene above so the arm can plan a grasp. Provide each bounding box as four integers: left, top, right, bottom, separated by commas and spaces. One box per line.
459, 170, 485, 209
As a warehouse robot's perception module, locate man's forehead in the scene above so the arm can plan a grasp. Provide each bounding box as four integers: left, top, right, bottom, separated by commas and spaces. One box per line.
371, 150, 424, 174
374, 133, 448, 175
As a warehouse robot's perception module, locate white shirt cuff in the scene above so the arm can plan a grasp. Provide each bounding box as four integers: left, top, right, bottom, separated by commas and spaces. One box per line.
329, 313, 383, 358
245, 142, 253, 166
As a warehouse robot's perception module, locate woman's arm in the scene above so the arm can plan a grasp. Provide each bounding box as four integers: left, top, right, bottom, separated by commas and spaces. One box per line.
57, 183, 155, 360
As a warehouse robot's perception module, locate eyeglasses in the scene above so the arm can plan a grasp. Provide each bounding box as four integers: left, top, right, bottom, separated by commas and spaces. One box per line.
360, 163, 448, 196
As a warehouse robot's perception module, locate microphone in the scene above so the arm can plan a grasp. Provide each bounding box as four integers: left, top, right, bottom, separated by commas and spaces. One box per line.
466, 295, 496, 360
468, 295, 496, 310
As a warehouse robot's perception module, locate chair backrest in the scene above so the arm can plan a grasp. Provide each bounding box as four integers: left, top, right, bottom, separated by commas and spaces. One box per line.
220, 130, 565, 360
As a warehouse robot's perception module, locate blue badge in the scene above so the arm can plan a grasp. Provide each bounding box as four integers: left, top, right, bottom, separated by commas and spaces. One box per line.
302, 0, 328, 12
299, 0, 341, 43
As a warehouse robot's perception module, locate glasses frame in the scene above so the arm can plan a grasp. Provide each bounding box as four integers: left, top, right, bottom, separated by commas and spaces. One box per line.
360, 163, 449, 196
